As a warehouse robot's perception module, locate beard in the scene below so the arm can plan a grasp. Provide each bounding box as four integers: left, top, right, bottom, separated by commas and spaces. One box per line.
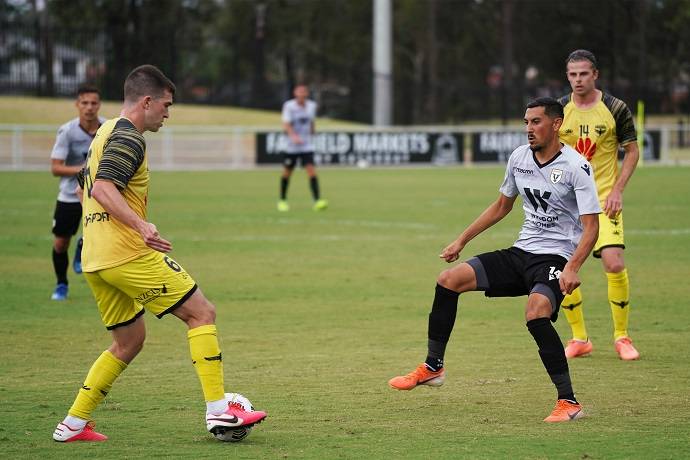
530, 142, 543, 152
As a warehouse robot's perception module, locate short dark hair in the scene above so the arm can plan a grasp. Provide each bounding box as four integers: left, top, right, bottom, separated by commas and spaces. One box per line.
124, 65, 176, 102
526, 97, 564, 119
77, 85, 100, 97
566, 49, 598, 70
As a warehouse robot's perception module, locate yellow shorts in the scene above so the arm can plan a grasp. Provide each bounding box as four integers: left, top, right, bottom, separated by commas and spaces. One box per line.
84, 251, 197, 330
593, 212, 625, 258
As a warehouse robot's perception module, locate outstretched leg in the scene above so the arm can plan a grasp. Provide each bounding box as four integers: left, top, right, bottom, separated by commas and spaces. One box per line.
388, 262, 477, 390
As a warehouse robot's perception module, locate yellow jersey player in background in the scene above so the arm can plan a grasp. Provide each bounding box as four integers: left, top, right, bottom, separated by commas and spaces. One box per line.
558, 49, 640, 361
52, 65, 266, 443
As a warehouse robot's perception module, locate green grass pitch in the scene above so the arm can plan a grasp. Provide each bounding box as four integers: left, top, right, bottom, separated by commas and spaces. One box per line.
1, 166, 689, 459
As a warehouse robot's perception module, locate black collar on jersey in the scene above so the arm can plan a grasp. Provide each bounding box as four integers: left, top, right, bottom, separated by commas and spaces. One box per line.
531, 147, 562, 169
79, 121, 102, 138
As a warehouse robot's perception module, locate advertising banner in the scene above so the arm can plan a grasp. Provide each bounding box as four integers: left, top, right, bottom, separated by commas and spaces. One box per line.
256, 132, 464, 165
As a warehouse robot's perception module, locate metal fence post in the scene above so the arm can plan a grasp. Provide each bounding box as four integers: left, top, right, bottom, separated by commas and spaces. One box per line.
12, 125, 23, 170
162, 128, 173, 170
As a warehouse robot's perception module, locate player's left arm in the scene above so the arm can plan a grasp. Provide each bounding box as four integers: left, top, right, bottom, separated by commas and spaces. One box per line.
559, 213, 599, 294
605, 97, 639, 218
605, 141, 639, 218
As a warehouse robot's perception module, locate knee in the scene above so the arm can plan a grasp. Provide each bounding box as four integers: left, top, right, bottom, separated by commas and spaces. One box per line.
436, 269, 454, 289
111, 337, 144, 362
601, 251, 625, 273
54, 238, 69, 253
199, 300, 216, 324
603, 260, 625, 273
525, 307, 546, 322
190, 299, 216, 326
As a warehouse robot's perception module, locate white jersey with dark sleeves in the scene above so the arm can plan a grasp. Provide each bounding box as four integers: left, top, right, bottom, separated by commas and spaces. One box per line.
281, 98, 317, 153
51, 117, 105, 203
499, 143, 601, 260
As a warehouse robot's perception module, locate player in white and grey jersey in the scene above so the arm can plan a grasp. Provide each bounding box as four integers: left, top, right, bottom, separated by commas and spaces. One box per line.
389, 97, 601, 423
501, 143, 600, 260
49, 85, 104, 300
277, 84, 328, 212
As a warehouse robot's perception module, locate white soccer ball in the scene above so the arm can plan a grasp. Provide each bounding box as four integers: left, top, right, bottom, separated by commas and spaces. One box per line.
213, 393, 254, 442
356, 158, 370, 169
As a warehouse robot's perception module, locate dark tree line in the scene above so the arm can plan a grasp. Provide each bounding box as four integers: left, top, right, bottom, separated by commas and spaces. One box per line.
1, 0, 689, 123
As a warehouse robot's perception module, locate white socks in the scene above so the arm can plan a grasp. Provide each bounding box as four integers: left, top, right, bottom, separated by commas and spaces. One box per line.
206, 398, 228, 415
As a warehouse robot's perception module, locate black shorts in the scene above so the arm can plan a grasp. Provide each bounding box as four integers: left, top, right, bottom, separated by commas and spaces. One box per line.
52, 200, 82, 237
283, 152, 315, 169
467, 246, 568, 321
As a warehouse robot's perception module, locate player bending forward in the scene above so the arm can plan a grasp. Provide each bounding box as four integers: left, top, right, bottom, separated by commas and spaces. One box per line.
389, 97, 601, 422
52, 65, 266, 442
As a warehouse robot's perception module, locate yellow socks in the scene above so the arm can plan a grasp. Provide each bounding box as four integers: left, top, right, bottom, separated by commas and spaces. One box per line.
68, 350, 127, 420
607, 270, 630, 340
561, 287, 587, 341
188, 324, 225, 402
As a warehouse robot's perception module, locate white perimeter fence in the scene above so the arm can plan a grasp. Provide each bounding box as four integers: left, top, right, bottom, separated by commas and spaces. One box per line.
2, 123, 690, 171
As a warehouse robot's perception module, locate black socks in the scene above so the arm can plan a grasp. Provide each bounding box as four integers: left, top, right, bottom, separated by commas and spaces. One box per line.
425, 284, 460, 371
527, 317, 576, 402
52, 248, 68, 285
309, 176, 320, 200
280, 177, 289, 200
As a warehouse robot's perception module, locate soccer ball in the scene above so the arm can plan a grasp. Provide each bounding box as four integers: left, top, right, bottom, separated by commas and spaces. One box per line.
213, 393, 254, 442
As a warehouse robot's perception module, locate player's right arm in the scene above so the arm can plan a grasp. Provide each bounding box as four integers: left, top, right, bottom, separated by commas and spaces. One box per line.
51, 159, 84, 177
50, 123, 83, 176
90, 180, 171, 253
89, 124, 171, 253
282, 103, 302, 145
440, 193, 517, 263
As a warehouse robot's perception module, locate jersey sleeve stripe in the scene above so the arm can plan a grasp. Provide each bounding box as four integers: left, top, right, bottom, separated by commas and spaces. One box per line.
94, 126, 145, 189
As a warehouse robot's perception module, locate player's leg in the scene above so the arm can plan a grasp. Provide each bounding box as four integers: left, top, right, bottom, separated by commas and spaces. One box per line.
51, 235, 70, 300
54, 272, 140, 442
173, 288, 267, 432
561, 213, 602, 357
601, 246, 639, 360
561, 287, 593, 358
597, 212, 638, 359
523, 254, 583, 421
278, 155, 295, 211
304, 154, 328, 211
51, 201, 80, 300
73, 235, 84, 274
130, 251, 265, 433
388, 259, 480, 390
525, 290, 583, 422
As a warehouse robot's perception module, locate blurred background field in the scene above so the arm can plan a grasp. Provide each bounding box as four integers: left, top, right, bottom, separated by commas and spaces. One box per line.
1, 166, 689, 459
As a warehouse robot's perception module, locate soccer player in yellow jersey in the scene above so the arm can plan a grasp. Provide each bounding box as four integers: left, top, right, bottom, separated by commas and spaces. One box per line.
558, 50, 640, 361
52, 65, 266, 443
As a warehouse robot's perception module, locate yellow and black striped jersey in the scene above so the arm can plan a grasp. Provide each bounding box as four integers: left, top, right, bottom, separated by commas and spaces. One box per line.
558, 92, 636, 203
79, 117, 150, 272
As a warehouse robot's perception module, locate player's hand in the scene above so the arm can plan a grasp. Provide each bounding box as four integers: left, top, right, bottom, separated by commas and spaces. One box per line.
140, 222, 172, 253
558, 267, 581, 295
439, 239, 464, 263
604, 189, 623, 218
290, 133, 304, 145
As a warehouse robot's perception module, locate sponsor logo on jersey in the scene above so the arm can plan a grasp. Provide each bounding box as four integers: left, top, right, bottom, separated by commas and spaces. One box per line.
575, 137, 596, 160
580, 164, 591, 176
550, 168, 563, 184
84, 211, 110, 227
136, 287, 163, 305
514, 167, 534, 175
595, 124, 606, 135
529, 212, 559, 228
563, 128, 573, 135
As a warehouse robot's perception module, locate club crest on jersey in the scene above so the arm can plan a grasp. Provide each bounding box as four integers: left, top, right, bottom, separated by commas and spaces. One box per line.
550, 168, 563, 184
